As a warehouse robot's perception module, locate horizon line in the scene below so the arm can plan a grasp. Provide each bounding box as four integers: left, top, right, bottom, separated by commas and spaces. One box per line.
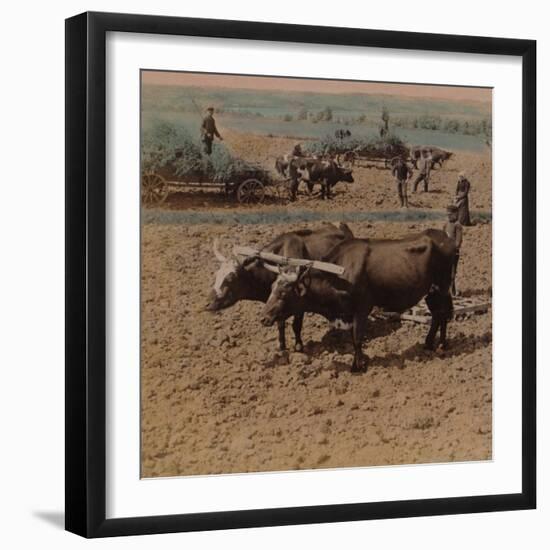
141, 69, 492, 104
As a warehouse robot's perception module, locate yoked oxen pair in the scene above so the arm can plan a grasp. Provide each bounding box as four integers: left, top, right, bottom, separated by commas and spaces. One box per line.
288, 158, 354, 201
261, 229, 456, 372
206, 223, 354, 352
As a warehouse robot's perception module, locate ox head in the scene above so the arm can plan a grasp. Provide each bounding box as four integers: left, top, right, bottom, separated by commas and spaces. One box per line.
206, 239, 257, 311
260, 265, 311, 327
338, 166, 354, 184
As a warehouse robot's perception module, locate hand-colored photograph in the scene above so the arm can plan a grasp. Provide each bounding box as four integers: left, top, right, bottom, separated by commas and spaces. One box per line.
140, 70, 492, 478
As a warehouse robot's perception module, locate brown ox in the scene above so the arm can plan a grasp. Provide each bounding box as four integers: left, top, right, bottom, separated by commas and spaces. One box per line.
206, 223, 354, 351
261, 230, 455, 372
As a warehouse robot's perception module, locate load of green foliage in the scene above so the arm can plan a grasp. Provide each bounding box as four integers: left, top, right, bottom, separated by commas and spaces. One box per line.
141, 118, 261, 183
303, 132, 408, 159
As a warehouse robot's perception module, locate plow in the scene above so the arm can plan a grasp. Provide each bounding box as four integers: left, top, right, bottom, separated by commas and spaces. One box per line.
372, 296, 491, 325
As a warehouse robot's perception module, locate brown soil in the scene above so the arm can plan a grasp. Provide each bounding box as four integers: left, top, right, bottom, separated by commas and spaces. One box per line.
140, 132, 492, 478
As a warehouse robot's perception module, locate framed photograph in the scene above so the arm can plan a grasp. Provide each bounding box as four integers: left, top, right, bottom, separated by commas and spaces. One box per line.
65, 11, 536, 538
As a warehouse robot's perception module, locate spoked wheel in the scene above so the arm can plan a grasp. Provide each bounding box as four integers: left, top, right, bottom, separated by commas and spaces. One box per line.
236, 178, 266, 204
141, 173, 169, 206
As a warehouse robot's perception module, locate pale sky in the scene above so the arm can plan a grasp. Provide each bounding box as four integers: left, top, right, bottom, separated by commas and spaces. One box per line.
142, 70, 491, 104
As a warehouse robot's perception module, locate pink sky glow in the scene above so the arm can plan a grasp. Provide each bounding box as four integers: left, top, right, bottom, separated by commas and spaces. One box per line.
142, 70, 491, 104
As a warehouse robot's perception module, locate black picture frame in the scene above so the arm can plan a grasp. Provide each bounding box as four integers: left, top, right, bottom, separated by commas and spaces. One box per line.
65, 11, 536, 538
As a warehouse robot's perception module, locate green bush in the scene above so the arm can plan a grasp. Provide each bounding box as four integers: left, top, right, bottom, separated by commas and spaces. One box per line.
391, 114, 492, 138
303, 132, 407, 158
141, 118, 258, 183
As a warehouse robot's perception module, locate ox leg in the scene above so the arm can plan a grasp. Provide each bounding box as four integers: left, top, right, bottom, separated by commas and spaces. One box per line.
425, 291, 452, 350
351, 313, 368, 373
292, 313, 304, 352
277, 320, 287, 351
439, 293, 453, 349
289, 178, 299, 201
424, 316, 441, 351
439, 317, 449, 349
320, 179, 327, 200
325, 180, 333, 200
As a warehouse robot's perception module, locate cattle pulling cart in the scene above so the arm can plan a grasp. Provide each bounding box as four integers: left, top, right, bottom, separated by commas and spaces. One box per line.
141, 161, 283, 206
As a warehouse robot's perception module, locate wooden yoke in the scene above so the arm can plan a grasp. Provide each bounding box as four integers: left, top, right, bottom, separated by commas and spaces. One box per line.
233, 245, 345, 276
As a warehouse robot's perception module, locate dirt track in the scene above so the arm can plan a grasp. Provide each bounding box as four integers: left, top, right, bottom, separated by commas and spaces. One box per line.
140, 132, 492, 478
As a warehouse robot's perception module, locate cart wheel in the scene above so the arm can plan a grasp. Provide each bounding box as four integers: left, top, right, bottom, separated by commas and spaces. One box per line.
141, 173, 169, 205
237, 178, 266, 204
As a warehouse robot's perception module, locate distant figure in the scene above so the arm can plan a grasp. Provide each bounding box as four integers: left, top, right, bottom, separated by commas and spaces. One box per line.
391, 158, 413, 208
200, 107, 223, 155
292, 143, 304, 157
443, 204, 463, 296
335, 129, 351, 139
412, 149, 432, 193
275, 144, 305, 178
455, 172, 472, 226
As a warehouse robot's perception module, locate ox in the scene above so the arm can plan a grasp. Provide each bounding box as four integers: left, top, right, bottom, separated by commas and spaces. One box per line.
430, 148, 453, 168
289, 159, 354, 200
261, 230, 455, 372
410, 146, 453, 169
206, 223, 354, 352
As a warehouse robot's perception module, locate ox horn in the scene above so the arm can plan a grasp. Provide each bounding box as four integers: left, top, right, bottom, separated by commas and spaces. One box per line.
213, 238, 227, 263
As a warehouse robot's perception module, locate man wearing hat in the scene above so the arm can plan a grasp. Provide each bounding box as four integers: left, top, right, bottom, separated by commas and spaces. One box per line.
391, 157, 413, 208
455, 171, 472, 226
412, 148, 432, 193
444, 204, 463, 296
200, 107, 223, 155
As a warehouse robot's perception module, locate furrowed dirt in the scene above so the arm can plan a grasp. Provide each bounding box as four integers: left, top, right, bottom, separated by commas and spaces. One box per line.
140, 131, 492, 478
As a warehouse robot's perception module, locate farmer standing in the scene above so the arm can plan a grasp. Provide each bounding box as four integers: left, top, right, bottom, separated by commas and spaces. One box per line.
292, 143, 304, 157
391, 158, 413, 208
412, 149, 432, 193
443, 204, 463, 296
455, 171, 472, 226
200, 107, 223, 155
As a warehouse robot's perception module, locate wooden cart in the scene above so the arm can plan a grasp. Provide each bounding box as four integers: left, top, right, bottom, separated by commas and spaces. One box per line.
141, 162, 277, 206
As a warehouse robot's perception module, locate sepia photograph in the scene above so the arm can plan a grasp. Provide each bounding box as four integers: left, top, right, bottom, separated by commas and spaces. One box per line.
140, 70, 493, 479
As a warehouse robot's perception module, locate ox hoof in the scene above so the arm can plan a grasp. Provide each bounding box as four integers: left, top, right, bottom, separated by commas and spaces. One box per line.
270, 351, 290, 367
294, 342, 304, 353
351, 365, 368, 374
424, 341, 436, 351
440, 341, 449, 350
351, 358, 368, 374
